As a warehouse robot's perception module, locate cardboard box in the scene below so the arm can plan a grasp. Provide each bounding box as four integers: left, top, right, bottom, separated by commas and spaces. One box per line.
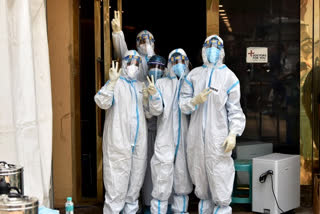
314, 174, 320, 214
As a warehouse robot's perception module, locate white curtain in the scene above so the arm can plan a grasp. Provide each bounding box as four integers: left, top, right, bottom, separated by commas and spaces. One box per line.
0, 0, 52, 207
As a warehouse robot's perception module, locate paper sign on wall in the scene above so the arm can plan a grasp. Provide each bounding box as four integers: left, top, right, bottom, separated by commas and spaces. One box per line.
246, 47, 268, 63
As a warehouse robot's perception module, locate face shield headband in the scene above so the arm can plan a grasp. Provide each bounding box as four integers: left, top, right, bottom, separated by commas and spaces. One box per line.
169, 54, 189, 65
203, 38, 223, 50
123, 55, 142, 66
136, 33, 155, 45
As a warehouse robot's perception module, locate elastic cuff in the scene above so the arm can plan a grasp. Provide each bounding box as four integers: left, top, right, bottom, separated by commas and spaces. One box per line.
229, 132, 237, 137
191, 101, 198, 109
149, 93, 159, 100
112, 30, 122, 35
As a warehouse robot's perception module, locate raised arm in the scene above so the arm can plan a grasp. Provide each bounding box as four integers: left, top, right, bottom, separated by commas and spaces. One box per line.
111, 10, 128, 60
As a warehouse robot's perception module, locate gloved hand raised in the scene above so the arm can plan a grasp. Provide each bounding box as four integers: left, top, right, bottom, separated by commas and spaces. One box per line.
107, 61, 121, 91
142, 82, 149, 106
111, 10, 121, 33
109, 60, 121, 82
222, 133, 236, 153
191, 88, 212, 106
147, 76, 157, 96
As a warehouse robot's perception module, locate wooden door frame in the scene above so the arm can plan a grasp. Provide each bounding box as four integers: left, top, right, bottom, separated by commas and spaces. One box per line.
206, 0, 219, 37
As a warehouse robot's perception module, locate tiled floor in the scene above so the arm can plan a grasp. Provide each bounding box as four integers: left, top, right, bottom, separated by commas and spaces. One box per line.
56, 187, 313, 213
56, 204, 312, 214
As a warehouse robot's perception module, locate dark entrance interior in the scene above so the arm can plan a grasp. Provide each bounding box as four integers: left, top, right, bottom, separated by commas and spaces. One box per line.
121, 0, 207, 68
120, 0, 207, 211
79, 0, 97, 198
220, 0, 302, 210
219, 0, 300, 153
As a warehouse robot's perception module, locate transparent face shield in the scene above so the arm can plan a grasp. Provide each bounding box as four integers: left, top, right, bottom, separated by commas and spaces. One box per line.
169, 54, 188, 66
136, 33, 155, 46
148, 62, 165, 82
169, 54, 189, 78
204, 38, 223, 64
123, 55, 142, 79
203, 38, 223, 50
124, 55, 142, 67
148, 63, 166, 71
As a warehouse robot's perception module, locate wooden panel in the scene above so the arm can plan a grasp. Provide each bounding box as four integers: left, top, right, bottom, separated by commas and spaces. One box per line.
103, 0, 111, 81
118, 0, 122, 26
94, 0, 104, 203
71, 0, 81, 204
206, 0, 219, 36
47, 0, 74, 207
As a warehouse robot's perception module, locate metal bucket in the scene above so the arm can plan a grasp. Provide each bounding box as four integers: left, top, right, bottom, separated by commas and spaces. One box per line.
0, 162, 24, 195
0, 194, 38, 214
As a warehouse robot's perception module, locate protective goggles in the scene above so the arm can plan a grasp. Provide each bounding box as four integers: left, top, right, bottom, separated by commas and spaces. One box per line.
148, 62, 166, 71
123, 55, 142, 66
169, 55, 189, 65
203, 38, 223, 50
136, 34, 155, 44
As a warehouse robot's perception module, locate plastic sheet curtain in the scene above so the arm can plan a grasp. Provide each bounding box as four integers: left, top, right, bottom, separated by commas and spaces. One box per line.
0, 0, 52, 207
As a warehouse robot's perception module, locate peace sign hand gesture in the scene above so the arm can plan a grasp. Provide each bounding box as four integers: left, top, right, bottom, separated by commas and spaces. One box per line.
111, 10, 121, 33
147, 76, 157, 96
191, 88, 212, 106
109, 60, 121, 82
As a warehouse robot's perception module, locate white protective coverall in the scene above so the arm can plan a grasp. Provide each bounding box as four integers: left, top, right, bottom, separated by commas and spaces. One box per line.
179, 35, 246, 214
112, 29, 158, 207
94, 50, 148, 214
149, 49, 193, 214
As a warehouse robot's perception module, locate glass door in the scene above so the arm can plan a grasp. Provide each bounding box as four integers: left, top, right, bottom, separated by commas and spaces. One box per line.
218, 0, 320, 207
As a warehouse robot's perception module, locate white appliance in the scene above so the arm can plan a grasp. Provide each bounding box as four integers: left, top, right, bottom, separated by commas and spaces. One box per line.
235, 141, 273, 184
252, 153, 300, 214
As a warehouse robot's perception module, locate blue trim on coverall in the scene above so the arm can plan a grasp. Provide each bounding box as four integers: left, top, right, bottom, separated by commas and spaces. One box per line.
227, 81, 239, 94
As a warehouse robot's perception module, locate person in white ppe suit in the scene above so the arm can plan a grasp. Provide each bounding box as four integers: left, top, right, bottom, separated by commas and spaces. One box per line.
142, 55, 167, 214
111, 11, 160, 211
179, 35, 246, 214
147, 49, 193, 214
111, 10, 155, 82
94, 50, 148, 214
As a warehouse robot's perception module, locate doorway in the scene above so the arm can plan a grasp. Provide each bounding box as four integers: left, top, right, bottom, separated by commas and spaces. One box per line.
79, 0, 97, 198
76, 0, 314, 211
121, 0, 207, 67
116, 0, 207, 212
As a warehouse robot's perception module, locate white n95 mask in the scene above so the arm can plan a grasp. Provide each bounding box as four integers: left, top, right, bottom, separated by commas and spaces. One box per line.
138, 43, 153, 56
127, 64, 139, 79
